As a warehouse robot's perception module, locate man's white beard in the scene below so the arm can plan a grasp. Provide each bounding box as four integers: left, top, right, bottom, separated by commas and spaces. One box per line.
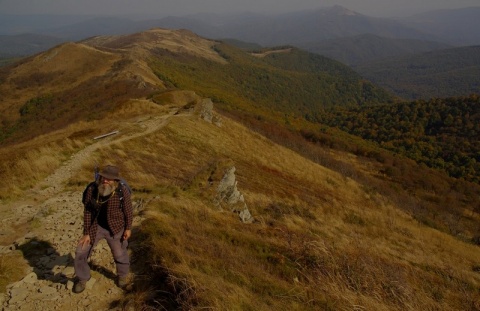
98, 183, 115, 196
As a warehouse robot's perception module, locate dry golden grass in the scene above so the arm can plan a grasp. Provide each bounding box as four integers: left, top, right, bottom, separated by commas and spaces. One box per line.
0, 117, 104, 200
0, 140, 78, 199
0, 252, 29, 292
0, 43, 120, 124
83, 28, 227, 65
1, 98, 479, 309
0, 97, 165, 199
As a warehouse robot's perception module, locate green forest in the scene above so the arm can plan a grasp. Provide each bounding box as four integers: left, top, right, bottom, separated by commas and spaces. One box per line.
150, 44, 396, 114
317, 95, 480, 183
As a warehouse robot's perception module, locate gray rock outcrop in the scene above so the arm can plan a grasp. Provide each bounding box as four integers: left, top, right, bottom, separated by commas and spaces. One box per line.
199, 98, 222, 127
214, 167, 254, 223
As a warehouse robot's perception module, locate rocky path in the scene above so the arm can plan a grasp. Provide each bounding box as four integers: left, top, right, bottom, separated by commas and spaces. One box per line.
0, 107, 183, 310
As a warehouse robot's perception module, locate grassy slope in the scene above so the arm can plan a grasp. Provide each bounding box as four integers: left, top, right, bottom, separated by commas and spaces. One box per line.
147, 41, 480, 242
0, 42, 156, 145
62, 105, 479, 310
3, 92, 476, 309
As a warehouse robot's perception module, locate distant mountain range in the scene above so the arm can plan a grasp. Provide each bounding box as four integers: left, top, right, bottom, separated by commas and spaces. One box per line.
0, 34, 64, 57
297, 34, 452, 66
399, 7, 480, 46
0, 5, 479, 99
161, 6, 437, 46
1, 5, 479, 48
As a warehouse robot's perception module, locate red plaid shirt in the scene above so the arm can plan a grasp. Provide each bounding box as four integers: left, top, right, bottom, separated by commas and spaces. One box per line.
82, 183, 133, 243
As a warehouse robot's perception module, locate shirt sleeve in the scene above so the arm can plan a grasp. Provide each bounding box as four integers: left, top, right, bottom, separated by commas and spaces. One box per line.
83, 185, 94, 235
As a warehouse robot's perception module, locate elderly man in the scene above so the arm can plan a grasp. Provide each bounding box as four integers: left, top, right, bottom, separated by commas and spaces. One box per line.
73, 165, 133, 293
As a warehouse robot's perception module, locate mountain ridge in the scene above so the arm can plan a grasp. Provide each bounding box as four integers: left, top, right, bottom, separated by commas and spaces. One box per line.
0, 27, 395, 145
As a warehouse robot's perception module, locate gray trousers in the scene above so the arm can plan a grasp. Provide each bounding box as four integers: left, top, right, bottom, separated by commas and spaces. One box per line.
74, 224, 129, 282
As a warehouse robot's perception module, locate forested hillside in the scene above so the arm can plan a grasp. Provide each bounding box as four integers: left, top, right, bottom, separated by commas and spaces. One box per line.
356, 46, 480, 99
150, 44, 395, 116
317, 95, 480, 183
148, 42, 479, 184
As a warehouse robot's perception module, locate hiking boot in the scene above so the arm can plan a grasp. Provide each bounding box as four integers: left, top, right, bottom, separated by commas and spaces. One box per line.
117, 276, 129, 288
73, 280, 87, 293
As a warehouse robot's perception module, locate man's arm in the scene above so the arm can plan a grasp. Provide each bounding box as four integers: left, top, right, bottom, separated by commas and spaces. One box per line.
78, 184, 95, 248
83, 185, 95, 235
122, 185, 134, 240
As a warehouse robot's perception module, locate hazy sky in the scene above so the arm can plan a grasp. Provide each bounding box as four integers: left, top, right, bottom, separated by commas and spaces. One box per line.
0, 0, 479, 17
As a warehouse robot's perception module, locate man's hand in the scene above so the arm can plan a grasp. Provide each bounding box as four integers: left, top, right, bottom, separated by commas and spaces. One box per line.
123, 229, 131, 241
78, 235, 91, 250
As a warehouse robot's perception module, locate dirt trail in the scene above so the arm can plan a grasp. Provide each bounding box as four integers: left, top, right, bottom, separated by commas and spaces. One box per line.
0, 106, 184, 310
35, 109, 179, 197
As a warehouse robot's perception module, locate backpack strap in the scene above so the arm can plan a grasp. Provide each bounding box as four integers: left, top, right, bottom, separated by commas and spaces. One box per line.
82, 181, 98, 205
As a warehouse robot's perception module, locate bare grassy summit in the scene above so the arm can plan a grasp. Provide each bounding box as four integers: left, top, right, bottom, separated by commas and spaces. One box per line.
0, 28, 479, 310
82, 28, 228, 64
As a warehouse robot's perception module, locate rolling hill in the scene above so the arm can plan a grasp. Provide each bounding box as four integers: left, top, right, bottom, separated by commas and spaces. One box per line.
355, 45, 480, 99
0, 28, 479, 310
298, 34, 452, 66
0, 29, 395, 146
3, 5, 479, 103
